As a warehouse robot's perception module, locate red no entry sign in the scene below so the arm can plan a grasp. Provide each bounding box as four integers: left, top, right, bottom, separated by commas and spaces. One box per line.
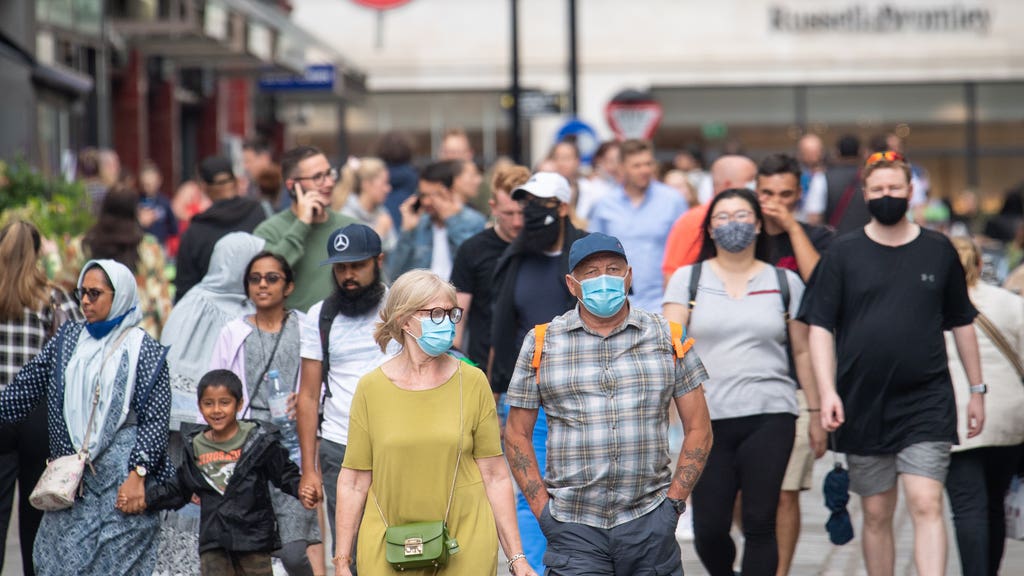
352, 0, 412, 9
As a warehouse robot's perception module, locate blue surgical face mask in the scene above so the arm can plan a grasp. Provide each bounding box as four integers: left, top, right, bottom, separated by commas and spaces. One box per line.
407, 316, 455, 357
576, 274, 628, 318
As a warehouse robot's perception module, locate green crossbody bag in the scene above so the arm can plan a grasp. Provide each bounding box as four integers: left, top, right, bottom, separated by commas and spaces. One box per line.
374, 365, 464, 571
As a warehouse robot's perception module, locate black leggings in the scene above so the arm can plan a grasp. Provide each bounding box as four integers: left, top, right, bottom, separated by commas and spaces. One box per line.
692, 413, 796, 576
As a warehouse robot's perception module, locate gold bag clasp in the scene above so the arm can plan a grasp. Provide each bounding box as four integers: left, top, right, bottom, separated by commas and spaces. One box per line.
404, 537, 423, 556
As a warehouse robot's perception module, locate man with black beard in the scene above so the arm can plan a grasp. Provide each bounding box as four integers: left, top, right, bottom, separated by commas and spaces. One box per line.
488, 172, 586, 574
296, 224, 395, 547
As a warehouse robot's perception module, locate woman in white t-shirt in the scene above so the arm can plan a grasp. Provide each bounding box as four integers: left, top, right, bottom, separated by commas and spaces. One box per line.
663, 188, 819, 576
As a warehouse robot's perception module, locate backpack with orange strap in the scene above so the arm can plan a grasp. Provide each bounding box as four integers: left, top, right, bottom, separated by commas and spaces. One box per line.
530, 320, 695, 383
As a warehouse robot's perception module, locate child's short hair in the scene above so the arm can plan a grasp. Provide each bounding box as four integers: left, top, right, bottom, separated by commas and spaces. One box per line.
197, 369, 244, 402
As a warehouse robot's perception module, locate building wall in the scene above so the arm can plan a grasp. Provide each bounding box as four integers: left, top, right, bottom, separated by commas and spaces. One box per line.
0, 1, 37, 164
293, 0, 1024, 137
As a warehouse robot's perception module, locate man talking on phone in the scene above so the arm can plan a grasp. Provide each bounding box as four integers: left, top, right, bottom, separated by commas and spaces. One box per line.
255, 145, 357, 312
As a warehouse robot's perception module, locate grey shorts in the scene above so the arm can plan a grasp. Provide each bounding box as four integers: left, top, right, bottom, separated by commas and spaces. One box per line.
847, 441, 952, 497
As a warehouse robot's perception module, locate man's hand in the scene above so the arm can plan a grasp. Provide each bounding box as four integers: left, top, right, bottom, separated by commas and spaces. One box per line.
294, 182, 326, 225
808, 415, 828, 458
116, 470, 147, 514
399, 195, 420, 232
299, 470, 324, 506
433, 190, 462, 222
820, 391, 845, 432
966, 393, 985, 438
760, 199, 799, 233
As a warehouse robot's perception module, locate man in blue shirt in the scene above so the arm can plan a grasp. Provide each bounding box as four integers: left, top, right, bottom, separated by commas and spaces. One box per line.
589, 139, 687, 312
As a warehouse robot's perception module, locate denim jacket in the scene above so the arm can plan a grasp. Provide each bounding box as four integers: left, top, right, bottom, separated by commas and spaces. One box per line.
386, 207, 486, 279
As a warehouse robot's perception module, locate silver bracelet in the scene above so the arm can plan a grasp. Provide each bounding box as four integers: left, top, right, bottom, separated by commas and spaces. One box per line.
507, 553, 527, 573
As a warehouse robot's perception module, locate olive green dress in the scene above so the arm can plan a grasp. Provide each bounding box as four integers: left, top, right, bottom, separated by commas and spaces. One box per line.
344, 363, 503, 574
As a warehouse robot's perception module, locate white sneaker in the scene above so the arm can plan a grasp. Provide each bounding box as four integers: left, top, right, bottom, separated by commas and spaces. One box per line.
675, 506, 694, 541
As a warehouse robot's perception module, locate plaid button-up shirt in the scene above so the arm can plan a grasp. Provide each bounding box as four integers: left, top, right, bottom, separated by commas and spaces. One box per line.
507, 305, 708, 529
0, 288, 82, 392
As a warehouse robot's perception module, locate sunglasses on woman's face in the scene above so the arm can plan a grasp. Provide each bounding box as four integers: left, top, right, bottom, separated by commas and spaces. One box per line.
247, 273, 284, 286
75, 287, 113, 302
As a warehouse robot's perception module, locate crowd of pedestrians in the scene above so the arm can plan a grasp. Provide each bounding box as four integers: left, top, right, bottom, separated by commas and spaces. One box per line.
0, 126, 1023, 576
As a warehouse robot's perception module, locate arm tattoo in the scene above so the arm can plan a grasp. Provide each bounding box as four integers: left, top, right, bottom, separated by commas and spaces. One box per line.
508, 443, 534, 476
673, 446, 709, 493
521, 479, 544, 501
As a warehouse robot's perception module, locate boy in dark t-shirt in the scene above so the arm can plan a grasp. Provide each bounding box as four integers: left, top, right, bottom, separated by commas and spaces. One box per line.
802, 152, 984, 576
141, 370, 318, 575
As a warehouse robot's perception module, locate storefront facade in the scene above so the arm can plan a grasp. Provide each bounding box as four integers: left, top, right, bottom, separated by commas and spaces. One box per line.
294, 0, 1024, 201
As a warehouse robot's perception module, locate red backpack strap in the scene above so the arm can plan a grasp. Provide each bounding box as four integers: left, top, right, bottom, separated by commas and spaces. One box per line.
669, 320, 694, 359
531, 323, 549, 384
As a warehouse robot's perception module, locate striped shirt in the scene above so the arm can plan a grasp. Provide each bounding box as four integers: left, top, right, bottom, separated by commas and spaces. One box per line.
507, 305, 708, 529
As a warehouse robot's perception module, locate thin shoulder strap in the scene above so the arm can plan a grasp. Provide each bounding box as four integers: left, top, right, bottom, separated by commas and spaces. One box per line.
531, 323, 549, 385
80, 329, 132, 456
976, 312, 1024, 382
687, 262, 702, 312
775, 267, 791, 320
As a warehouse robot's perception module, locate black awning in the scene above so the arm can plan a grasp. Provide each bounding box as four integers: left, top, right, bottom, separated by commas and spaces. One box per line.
32, 62, 94, 96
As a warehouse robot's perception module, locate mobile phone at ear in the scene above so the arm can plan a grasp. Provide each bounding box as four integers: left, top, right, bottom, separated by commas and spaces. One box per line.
292, 181, 304, 199
411, 195, 421, 212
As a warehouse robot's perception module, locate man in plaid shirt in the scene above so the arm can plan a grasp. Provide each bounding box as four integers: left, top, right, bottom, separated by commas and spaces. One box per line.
505, 233, 713, 575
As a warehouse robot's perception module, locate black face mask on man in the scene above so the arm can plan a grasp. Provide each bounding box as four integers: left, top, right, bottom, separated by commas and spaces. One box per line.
518, 203, 562, 254
867, 196, 908, 226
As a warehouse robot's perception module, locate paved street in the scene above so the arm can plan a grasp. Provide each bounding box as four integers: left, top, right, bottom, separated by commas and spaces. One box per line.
6, 457, 1024, 575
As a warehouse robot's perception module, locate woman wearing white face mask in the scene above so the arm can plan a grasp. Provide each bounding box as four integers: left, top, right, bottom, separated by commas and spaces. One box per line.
663, 188, 816, 576
331, 270, 537, 576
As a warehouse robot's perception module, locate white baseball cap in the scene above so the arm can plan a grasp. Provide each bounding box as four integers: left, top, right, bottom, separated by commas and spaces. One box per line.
511, 172, 571, 204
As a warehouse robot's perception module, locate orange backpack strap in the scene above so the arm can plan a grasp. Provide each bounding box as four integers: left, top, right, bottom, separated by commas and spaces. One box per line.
669, 321, 694, 359
531, 323, 549, 384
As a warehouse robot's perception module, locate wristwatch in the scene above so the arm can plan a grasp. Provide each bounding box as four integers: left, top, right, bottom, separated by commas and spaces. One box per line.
134, 465, 148, 478
667, 497, 687, 515
969, 383, 988, 394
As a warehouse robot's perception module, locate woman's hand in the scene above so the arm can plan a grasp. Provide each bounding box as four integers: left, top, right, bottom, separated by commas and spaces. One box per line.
116, 470, 147, 514
332, 555, 354, 576
510, 558, 539, 576
287, 392, 299, 420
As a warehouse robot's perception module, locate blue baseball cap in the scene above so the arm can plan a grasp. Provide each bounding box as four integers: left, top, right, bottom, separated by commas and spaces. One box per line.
568, 233, 628, 273
320, 224, 382, 266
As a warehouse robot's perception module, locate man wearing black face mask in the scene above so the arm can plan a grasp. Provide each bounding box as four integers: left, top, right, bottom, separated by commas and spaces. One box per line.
295, 224, 395, 551
488, 172, 586, 573
802, 153, 985, 576
489, 172, 586, 394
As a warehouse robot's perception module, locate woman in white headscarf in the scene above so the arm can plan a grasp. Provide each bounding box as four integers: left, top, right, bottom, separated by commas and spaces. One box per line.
0, 259, 172, 575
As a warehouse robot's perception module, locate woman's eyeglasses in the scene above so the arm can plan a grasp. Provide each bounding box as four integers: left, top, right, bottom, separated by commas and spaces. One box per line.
417, 307, 464, 325
247, 273, 285, 286
75, 287, 114, 302
865, 151, 906, 167
710, 210, 754, 225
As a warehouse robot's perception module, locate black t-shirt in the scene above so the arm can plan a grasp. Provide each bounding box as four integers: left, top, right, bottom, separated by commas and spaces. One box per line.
513, 253, 569, 347
450, 228, 510, 366
801, 228, 976, 454
767, 222, 835, 274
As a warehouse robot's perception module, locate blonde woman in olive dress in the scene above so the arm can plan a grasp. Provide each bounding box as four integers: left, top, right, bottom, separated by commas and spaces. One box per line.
332, 270, 537, 575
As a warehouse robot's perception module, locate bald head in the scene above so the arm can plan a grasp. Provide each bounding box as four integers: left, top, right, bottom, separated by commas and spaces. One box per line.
798, 134, 825, 168
711, 155, 758, 194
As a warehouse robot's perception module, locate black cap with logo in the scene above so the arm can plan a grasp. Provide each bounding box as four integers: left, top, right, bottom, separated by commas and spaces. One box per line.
320, 223, 383, 266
